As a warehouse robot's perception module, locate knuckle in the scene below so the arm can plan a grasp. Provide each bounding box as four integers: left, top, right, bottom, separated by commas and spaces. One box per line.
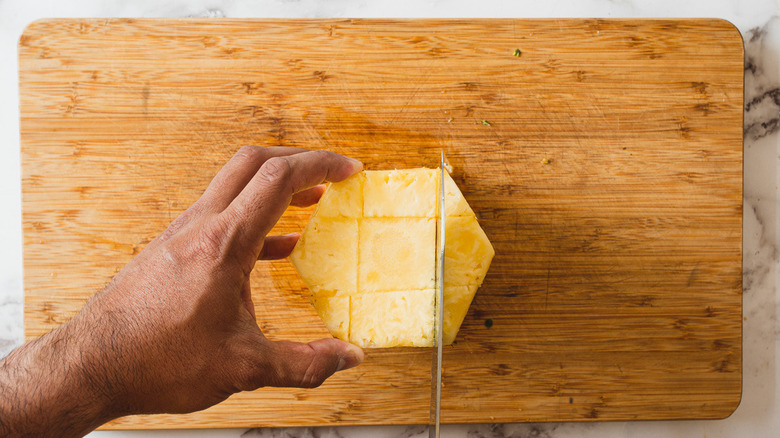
297, 359, 329, 388
193, 221, 229, 259
236, 145, 262, 159
310, 149, 333, 162
154, 202, 203, 244
258, 156, 292, 188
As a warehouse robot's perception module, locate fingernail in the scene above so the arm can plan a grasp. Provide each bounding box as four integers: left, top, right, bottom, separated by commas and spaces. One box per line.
347, 157, 364, 172
337, 344, 364, 372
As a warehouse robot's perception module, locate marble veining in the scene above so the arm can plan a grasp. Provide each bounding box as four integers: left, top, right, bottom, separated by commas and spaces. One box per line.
744, 17, 780, 143
0, 1, 778, 437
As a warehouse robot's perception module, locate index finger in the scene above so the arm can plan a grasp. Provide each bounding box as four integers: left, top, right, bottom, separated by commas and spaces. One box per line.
199, 146, 309, 213
222, 149, 362, 257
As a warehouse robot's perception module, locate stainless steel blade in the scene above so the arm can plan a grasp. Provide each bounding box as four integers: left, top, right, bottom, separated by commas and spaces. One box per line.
430, 151, 445, 438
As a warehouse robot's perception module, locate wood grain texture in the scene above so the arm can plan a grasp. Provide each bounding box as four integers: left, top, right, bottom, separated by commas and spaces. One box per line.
19, 19, 743, 428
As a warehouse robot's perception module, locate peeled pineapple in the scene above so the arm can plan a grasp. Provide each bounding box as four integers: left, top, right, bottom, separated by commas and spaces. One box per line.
289, 168, 494, 348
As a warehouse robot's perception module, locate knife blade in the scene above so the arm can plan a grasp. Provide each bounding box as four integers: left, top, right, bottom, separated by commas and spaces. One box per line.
430, 151, 445, 438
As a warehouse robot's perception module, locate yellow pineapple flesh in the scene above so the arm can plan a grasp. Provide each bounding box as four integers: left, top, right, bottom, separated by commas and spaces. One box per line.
310, 291, 350, 341
288, 216, 358, 295
350, 290, 435, 348
443, 216, 494, 286
359, 217, 436, 292
363, 169, 438, 217
289, 167, 494, 348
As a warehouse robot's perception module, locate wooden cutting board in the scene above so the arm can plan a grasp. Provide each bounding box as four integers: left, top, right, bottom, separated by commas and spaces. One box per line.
20, 19, 743, 428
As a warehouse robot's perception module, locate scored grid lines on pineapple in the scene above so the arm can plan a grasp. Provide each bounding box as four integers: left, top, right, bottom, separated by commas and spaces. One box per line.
290, 168, 494, 348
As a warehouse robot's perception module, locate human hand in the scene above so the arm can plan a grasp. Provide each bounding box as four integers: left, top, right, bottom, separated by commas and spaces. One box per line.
0, 147, 365, 436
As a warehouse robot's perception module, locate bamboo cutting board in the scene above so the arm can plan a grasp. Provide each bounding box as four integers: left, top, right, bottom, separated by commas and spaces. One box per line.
20, 19, 743, 428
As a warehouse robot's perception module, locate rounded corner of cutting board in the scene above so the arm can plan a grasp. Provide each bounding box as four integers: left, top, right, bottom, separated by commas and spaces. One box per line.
715, 379, 744, 420
18, 18, 60, 49
706, 18, 745, 57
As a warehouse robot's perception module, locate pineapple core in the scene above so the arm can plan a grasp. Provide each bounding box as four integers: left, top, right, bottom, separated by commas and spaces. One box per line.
289, 168, 494, 348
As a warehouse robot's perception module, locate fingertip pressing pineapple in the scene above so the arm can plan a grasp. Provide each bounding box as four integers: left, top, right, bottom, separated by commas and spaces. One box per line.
289, 167, 494, 348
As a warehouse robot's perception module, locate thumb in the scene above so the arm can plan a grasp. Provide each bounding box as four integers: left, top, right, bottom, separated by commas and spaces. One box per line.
266, 338, 364, 388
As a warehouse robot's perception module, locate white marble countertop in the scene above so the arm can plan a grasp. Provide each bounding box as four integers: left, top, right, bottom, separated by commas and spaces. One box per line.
1, 0, 778, 437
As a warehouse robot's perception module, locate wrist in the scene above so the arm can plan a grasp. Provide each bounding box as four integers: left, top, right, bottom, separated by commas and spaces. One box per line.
0, 317, 119, 437
57, 311, 127, 425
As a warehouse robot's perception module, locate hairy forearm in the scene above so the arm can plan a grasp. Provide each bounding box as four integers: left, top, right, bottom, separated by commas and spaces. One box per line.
0, 148, 366, 436
0, 321, 114, 438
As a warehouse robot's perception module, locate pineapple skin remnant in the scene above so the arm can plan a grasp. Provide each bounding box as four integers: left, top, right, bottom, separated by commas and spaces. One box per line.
289, 168, 494, 348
